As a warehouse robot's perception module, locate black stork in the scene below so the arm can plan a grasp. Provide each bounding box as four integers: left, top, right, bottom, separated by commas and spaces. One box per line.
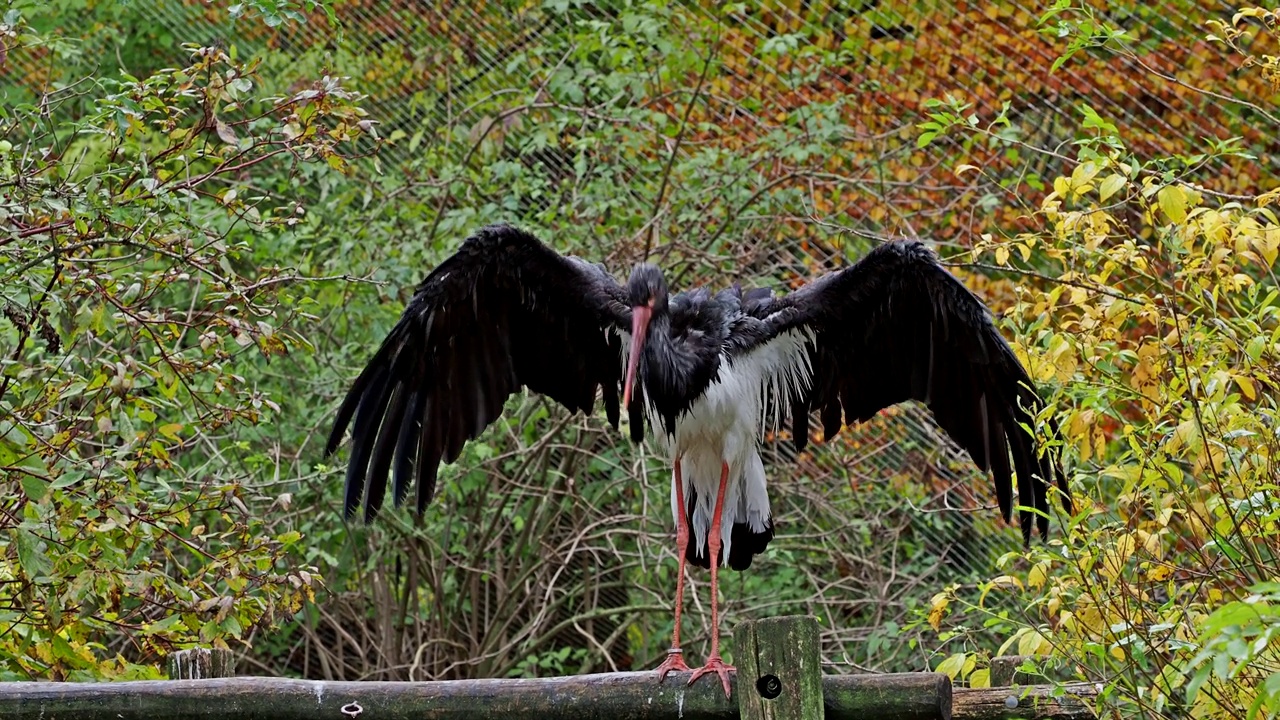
326, 223, 1070, 697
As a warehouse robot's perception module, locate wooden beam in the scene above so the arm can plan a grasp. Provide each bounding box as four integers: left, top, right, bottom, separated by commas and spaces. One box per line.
952, 683, 1099, 720
0, 674, 732, 720
0, 672, 955, 720
734, 616, 823, 720
823, 672, 952, 720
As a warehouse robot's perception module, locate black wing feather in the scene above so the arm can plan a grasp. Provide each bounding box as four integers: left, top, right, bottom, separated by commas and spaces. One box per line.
326, 223, 631, 521
391, 390, 422, 506
762, 239, 1069, 544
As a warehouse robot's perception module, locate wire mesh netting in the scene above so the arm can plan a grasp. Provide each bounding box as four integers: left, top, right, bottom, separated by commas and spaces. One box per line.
8, 0, 1274, 680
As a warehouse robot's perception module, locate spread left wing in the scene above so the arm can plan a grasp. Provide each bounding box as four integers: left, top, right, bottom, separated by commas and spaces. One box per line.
747, 240, 1070, 543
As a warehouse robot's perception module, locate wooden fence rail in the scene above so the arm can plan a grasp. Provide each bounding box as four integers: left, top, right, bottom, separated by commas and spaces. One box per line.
0, 617, 1097, 720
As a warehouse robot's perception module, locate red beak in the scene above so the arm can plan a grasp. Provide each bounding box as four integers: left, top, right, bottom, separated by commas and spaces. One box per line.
622, 305, 651, 408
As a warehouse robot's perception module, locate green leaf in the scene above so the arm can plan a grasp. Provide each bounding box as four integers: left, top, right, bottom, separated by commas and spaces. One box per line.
13, 528, 53, 579
145, 614, 185, 634
1202, 601, 1263, 635
1185, 668, 1210, 705
118, 411, 136, 445
50, 633, 80, 663
51, 470, 84, 490
19, 473, 47, 502
1246, 336, 1267, 362
1079, 103, 1118, 135
220, 614, 243, 638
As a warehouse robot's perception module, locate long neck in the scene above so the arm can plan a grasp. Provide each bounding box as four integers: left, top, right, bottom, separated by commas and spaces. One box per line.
640, 312, 720, 433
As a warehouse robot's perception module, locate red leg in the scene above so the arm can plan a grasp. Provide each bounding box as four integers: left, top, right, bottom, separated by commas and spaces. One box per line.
688, 461, 736, 698
655, 457, 691, 680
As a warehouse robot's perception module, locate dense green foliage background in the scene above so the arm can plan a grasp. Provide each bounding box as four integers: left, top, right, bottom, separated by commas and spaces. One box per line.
2, 0, 1279, 717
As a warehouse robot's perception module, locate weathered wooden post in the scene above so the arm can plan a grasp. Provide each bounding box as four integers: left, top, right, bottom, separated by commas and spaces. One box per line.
735, 616, 952, 720
166, 647, 235, 680
735, 615, 824, 720
989, 656, 1035, 687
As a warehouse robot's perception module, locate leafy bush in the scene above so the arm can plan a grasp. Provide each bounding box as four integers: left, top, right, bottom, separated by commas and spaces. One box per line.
0, 14, 373, 678
920, 6, 1280, 719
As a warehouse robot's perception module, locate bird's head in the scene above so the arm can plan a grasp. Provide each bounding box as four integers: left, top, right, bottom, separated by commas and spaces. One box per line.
623, 263, 668, 407
626, 263, 668, 312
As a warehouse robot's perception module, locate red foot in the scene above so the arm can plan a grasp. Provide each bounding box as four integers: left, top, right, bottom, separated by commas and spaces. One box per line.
688, 655, 735, 698
655, 649, 691, 682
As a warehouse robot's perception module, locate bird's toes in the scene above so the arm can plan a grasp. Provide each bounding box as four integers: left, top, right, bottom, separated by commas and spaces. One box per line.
687, 656, 735, 699
655, 648, 692, 681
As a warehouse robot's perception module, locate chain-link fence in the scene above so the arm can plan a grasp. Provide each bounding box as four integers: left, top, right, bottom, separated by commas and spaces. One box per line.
148, 0, 1277, 679
9, 0, 1273, 680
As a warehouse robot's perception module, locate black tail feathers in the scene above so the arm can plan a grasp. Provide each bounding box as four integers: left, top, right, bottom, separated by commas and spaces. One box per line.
685, 518, 774, 571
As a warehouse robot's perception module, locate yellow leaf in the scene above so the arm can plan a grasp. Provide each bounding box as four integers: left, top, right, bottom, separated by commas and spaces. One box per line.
1067, 409, 1095, 442
997, 628, 1028, 657
995, 245, 1010, 266
992, 575, 1023, 590
1049, 335, 1078, 384
1234, 375, 1257, 401
1104, 298, 1132, 323
1146, 563, 1173, 581
1234, 7, 1266, 23
159, 423, 184, 440
956, 164, 980, 177
1138, 529, 1162, 557
1167, 419, 1197, 455
969, 668, 991, 689
936, 652, 968, 679
1028, 561, 1049, 589
1058, 611, 1076, 634
1098, 174, 1126, 203
1018, 630, 1050, 657
1071, 160, 1102, 188
1158, 185, 1188, 224
1259, 226, 1279, 266
1101, 533, 1136, 580
928, 592, 950, 631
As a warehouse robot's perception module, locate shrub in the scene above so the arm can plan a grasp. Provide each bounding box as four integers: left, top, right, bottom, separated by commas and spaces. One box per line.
920, 6, 1280, 719
0, 16, 372, 678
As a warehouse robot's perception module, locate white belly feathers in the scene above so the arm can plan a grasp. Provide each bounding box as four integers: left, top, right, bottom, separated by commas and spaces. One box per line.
620, 327, 813, 566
